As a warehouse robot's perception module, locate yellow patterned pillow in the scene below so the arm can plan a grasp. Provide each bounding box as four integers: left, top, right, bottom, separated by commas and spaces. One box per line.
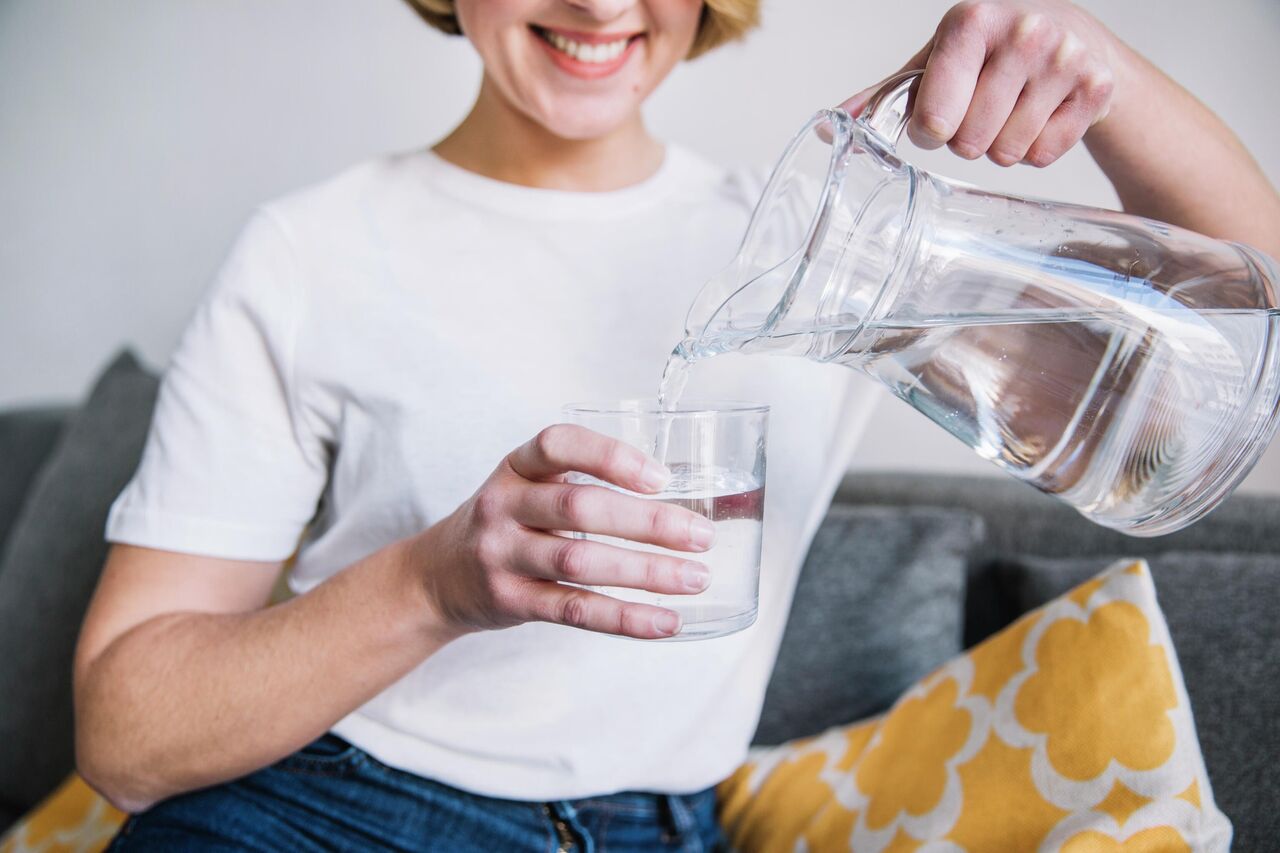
0, 775, 125, 853
720, 559, 1231, 852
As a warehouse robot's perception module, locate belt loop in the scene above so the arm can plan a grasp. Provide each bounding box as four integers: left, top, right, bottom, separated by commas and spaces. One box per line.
545, 800, 594, 853
661, 793, 700, 850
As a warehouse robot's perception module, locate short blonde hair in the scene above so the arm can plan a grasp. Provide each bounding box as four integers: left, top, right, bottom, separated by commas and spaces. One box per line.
404, 0, 760, 60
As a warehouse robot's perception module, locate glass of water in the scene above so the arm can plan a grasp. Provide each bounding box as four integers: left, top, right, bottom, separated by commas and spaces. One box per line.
562, 401, 769, 641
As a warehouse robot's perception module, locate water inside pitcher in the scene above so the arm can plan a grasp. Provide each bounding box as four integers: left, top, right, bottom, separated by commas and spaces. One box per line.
674, 71, 1280, 536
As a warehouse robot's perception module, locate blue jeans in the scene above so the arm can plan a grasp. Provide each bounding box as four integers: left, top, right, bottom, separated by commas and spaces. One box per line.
108, 734, 727, 852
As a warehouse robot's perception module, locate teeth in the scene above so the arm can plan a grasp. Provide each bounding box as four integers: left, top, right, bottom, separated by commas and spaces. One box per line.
541, 29, 630, 64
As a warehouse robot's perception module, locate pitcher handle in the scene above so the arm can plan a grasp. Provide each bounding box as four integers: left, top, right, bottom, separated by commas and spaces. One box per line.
860, 69, 924, 147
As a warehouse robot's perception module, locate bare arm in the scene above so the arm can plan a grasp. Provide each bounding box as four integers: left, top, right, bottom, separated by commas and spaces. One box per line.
1084, 42, 1280, 257
75, 425, 711, 813
74, 540, 451, 813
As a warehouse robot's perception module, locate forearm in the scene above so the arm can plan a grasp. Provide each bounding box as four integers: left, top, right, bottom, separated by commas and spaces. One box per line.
1086, 39, 1280, 257
75, 537, 456, 812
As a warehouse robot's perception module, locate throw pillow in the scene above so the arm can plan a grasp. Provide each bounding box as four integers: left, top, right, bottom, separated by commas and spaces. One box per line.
0, 775, 124, 853
754, 506, 980, 746
0, 351, 160, 815
720, 559, 1232, 851
1001, 550, 1280, 850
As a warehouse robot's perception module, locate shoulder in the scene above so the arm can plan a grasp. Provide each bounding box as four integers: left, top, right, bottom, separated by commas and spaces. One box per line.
257, 151, 434, 239
198, 155, 421, 326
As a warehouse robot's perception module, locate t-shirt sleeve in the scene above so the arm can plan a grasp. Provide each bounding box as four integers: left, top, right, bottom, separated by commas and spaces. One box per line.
106, 209, 330, 561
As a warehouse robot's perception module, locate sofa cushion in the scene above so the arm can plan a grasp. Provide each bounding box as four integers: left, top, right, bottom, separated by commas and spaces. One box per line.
999, 550, 1280, 850
722, 560, 1231, 852
835, 471, 1280, 647
0, 407, 71, 561
753, 505, 981, 746
0, 351, 159, 816
836, 472, 1280, 560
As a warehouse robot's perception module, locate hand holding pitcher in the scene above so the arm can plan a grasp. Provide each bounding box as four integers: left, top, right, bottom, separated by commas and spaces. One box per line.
678, 72, 1280, 536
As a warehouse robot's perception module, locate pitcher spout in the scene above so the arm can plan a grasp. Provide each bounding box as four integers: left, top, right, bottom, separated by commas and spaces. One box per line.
683, 105, 914, 361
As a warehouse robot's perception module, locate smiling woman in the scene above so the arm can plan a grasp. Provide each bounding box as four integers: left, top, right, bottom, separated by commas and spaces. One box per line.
422, 0, 760, 147
68, 0, 1280, 850
402, 0, 760, 58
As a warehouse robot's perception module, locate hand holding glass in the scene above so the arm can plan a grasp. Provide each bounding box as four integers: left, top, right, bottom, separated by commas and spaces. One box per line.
564, 401, 768, 641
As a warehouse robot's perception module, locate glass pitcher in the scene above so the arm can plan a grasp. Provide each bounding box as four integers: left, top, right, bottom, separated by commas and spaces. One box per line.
677, 71, 1280, 536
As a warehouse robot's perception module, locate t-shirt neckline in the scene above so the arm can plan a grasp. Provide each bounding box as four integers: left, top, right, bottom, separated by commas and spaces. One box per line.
416, 145, 701, 220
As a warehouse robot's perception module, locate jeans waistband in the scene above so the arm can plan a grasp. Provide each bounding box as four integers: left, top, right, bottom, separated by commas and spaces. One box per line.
319, 732, 717, 817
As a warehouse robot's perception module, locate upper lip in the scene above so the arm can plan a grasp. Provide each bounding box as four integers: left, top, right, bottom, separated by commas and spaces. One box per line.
533, 25, 643, 44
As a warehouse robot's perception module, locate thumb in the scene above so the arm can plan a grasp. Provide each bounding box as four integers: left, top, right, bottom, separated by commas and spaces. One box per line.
836, 36, 934, 117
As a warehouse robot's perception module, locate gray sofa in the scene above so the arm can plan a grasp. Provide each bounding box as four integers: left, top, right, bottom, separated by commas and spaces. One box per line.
1, 351, 1276, 848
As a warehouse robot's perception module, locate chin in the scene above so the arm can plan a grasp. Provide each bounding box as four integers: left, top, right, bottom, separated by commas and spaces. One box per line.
542, 112, 635, 141
531, 98, 642, 142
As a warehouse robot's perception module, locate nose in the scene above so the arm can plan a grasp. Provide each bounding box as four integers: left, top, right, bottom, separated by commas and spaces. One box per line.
561, 0, 639, 24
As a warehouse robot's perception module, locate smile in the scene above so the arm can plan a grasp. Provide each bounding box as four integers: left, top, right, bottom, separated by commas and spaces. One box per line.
531, 25, 643, 78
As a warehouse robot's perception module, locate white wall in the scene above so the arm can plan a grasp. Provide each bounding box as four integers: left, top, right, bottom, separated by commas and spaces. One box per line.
3, 0, 1280, 490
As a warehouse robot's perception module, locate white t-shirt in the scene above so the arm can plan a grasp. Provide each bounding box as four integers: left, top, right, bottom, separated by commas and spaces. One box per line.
106, 145, 882, 800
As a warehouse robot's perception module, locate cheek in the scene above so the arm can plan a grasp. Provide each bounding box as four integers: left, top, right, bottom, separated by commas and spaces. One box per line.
454, 0, 529, 29
651, 0, 703, 51
453, 0, 534, 58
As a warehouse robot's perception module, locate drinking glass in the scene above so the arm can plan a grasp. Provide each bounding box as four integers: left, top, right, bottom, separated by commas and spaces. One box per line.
562, 401, 769, 640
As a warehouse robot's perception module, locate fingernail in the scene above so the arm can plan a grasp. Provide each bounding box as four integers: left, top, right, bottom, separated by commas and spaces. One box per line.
641, 461, 670, 492
682, 563, 711, 592
653, 610, 681, 636
690, 517, 716, 550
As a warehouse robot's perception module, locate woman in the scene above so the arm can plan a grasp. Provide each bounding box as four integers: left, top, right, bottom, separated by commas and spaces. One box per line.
75, 0, 1280, 849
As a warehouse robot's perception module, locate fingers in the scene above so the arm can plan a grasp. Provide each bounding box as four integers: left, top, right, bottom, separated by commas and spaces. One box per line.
948, 51, 1027, 160
889, 2, 1115, 166
514, 482, 715, 552
524, 584, 683, 639
1024, 67, 1114, 167
1023, 95, 1096, 168
986, 74, 1076, 166
508, 424, 668, 493
513, 533, 711, 595
907, 5, 989, 150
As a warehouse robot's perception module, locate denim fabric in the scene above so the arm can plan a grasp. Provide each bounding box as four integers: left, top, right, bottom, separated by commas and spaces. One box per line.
108, 734, 726, 852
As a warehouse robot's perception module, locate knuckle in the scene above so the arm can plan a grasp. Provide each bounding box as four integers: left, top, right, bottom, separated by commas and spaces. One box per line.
646, 504, 676, 542
642, 557, 667, 591
532, 425, 569, 465
473, 530, 507, 569
558, 592, 592, 629
1011, 12, 1048, 49
556, 540, 592, 582
598, 439, 631, 478
946, 0, 992, 33
1051, 31, 1084, 72
613, 605, 631, 637
483, 573, 516, 609
1081, 68, 1114, 104
555, 485, 590, 524
1052, 94, 1088, 123
471, 489, 505, 525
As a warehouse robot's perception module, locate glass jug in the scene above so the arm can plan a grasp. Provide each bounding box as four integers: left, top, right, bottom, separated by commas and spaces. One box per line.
677, 71, 1280, 536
